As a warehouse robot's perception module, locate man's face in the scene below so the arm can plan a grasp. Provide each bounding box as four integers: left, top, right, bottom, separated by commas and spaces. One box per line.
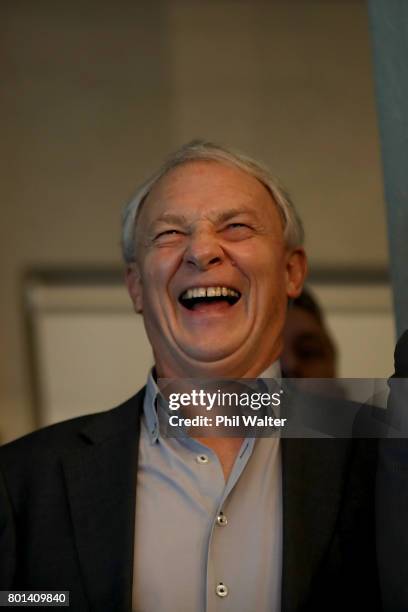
126, 161, 306, 378
281, 307, 336, 378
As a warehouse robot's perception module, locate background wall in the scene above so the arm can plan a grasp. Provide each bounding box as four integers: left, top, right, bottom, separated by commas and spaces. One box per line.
0, 1, 388, 443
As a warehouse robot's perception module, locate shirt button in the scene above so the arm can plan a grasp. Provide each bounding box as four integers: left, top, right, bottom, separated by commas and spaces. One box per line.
196, 454, 209, 464
217, 512, 228, 526
216, 582, 229, 598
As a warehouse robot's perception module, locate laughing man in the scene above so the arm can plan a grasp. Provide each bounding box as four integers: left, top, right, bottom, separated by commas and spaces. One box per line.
0, 141, 380, 611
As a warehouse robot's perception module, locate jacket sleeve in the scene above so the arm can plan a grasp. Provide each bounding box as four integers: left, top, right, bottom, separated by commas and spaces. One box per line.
0, 467, 16, 588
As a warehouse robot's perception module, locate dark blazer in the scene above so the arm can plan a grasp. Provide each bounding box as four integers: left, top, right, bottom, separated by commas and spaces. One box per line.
375, 331, 408, 612
0, 388, 380, 611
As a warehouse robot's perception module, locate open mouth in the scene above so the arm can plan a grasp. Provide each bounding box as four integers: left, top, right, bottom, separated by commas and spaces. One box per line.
179, 286, 242, 311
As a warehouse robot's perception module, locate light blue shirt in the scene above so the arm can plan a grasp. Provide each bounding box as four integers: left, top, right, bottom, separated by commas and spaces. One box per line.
132, 365, 282, 612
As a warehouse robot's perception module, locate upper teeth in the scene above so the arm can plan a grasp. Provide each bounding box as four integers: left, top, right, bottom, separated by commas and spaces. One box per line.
182, 286, 240, 299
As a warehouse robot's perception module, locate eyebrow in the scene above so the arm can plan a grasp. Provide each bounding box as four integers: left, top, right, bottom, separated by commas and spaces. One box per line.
214, 206, 259, 223
146, 213, 189, 236
150, 212, 189, 226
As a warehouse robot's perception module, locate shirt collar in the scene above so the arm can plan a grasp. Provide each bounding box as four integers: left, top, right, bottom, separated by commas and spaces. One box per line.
143, 360, 281, 444
143, 370, 161, 443
259, 361, 281, 380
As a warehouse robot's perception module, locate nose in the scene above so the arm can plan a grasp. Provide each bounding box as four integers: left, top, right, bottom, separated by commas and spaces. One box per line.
183, 228, 224, 271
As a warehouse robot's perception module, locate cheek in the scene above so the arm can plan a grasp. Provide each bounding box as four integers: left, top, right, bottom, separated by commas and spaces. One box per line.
231, 241, 285, 274
230, 249, 287, 312
141, 250, 183, 298
254, 251, 288, 293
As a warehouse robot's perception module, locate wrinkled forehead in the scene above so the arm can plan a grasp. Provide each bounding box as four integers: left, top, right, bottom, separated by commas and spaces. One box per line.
137, 159, 282, 227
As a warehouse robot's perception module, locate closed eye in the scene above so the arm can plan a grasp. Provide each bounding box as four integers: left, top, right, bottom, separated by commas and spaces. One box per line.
152, 228, 186, 245
156, 229, 182, 237
221, 222, 254, 240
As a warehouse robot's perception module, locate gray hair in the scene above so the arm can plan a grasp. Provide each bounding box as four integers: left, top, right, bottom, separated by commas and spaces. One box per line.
121, 139, 304, 263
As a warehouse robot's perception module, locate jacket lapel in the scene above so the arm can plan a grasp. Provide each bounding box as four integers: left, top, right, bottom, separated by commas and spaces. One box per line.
62, 391, 144, 612
281, 437, 350, 612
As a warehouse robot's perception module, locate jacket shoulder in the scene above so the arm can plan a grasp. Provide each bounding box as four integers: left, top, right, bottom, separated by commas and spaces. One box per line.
0, 388, 145, 473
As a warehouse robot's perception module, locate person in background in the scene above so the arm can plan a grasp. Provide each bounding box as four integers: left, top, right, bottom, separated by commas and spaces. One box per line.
281, 287, 337, 378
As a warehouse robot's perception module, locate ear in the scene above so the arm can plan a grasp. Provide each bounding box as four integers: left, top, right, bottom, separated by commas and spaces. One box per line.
125, 264, 143, 314
285, 248, 308, 298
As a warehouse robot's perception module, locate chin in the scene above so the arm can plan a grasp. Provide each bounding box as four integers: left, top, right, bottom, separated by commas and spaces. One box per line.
179, 339, 244, 365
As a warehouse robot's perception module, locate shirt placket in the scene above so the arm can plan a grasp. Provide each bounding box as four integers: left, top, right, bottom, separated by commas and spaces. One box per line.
205, 439, 254, 612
